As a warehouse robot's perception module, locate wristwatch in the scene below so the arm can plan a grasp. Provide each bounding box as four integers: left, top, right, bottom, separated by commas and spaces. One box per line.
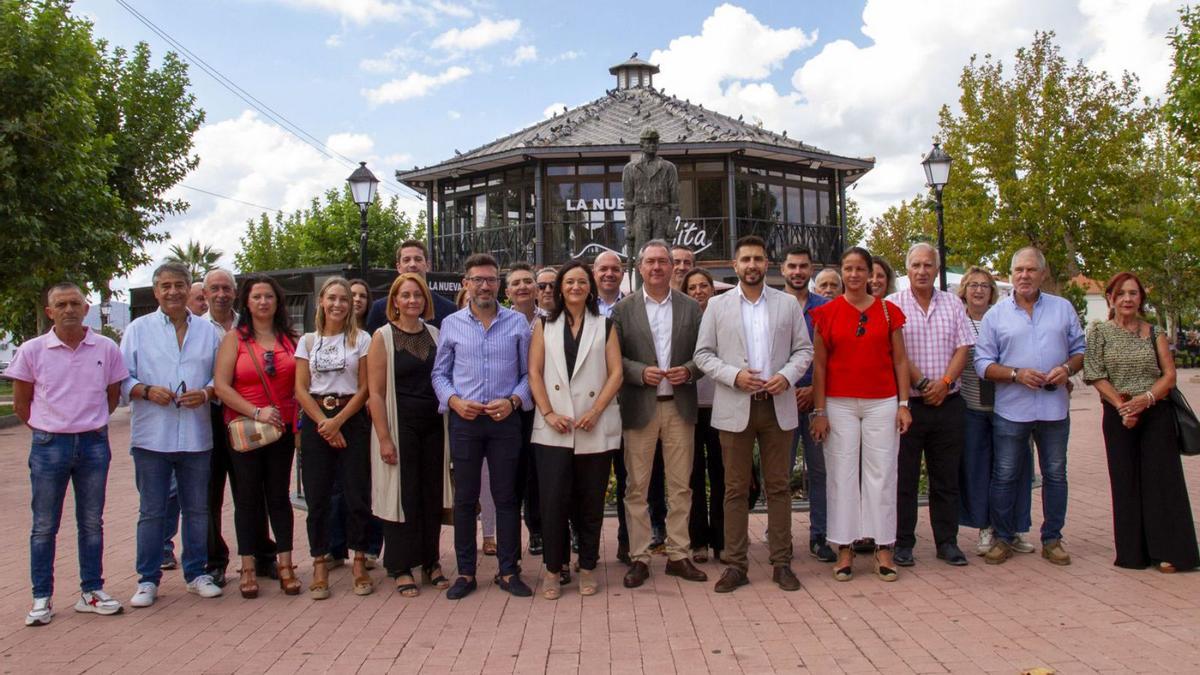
1011, 368, 1019, 383
141, 385, 151, 401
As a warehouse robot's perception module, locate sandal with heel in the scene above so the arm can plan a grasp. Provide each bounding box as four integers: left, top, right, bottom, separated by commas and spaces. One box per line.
352, 554, 375, 596
309, 556, 330, 600
277, 563, 302, 595
238, 567, 259, 599
422, 566, 450, 589
834, 545, 855, 582
874, 546, 898, 582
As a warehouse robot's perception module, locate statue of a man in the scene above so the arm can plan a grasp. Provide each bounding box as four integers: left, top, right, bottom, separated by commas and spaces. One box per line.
622, 128, 679, 257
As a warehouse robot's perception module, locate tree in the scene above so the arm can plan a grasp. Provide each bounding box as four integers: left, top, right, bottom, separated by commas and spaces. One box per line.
864, 196, 936, 268
1165, 5, 1200, 164
236, 186, 422, 273
0, 0, 203, 340
937, 32, 1151, 289
165, 239, 222, 280
843, 196, 867, 248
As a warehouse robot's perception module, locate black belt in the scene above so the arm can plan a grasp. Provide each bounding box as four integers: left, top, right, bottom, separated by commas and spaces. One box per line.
751, 392, 771, 401
656, 395, 674, 402
314, 394, 354, 411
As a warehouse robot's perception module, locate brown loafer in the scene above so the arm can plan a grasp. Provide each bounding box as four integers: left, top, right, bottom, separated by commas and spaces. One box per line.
623, 561, 650, 588
665, 558, 708, 582
713, 567, 749, 593
772, 565, 801, 591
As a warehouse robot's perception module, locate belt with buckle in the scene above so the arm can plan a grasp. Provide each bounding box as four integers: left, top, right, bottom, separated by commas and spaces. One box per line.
316, 394, 353, 411
751, 391, 771, 401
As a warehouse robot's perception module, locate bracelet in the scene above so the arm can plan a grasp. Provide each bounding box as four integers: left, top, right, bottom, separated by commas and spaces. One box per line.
916, 377, 930, 391
897, 400, 910, 408
253, 407, 260, 421
202, 389, 210, 403
1145, 391, 1156, 405
510, 397, 520, 412
941, 375, 953, 387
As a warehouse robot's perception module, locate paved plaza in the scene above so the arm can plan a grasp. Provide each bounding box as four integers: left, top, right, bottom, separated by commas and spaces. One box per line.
1, 378, 1199, 674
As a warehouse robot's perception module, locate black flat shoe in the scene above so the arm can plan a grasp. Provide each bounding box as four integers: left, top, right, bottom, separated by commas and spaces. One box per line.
445, 576, 477, 600
809, 539, 837, 563
936, 543, 968, 566
495, 573, 533, 597
894, 547, 915, 567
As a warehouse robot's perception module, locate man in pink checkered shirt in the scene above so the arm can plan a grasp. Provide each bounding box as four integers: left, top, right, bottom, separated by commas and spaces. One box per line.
886, 243, 975, 567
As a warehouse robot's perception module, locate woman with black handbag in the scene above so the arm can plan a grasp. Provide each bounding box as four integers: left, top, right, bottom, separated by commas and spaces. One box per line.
1083, 272, 1199, 573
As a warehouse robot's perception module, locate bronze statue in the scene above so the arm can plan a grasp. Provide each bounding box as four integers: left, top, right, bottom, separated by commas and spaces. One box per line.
622, 128, 679, 257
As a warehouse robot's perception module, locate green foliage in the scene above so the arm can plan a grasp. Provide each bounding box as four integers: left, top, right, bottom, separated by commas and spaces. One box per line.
843, 196, 867, 248
99, 323, 123, 344
1166, 5, 1200, 162
235, 186, 423, 273
937, 31, 1151, 289
0, 0, 203, 340
864, 196, 936, 268
1060, 281, 1089, 327
165, 239, 222, 281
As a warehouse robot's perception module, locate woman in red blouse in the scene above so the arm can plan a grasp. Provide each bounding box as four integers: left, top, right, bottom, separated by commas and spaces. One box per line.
810, 247, 912, 582
214, 274, 301, 599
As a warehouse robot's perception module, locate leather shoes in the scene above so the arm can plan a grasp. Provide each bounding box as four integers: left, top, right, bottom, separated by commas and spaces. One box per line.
713, 567, 749, 593
528, 533, 543, 556
623, 561, 650, 588
809, 539, 837, 563
665, 558, 708, 582
445, 576, 477, 600
894, 546, 915, 567
936, 542, 968, 566
495, 573, 533, 597
772, 565, 801, 591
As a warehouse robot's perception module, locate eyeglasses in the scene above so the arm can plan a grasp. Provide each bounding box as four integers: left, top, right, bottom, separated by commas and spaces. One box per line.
537, 282, 555, 291
466, 276, 499, 286
263, 350, 276, 377
965, 283, 991, 290
856, 312, 869, 338
173, 381, 187, 408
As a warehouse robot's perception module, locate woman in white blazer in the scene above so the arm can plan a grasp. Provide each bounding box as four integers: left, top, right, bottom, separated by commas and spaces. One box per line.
529, 260, 623, 600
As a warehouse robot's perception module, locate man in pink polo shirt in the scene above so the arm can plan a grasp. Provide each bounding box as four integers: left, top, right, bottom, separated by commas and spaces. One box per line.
7, 282, 128, 626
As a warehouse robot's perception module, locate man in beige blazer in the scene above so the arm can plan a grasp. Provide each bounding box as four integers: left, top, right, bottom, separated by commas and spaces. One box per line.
611, 239, 708, 588
694, 235, 813, 593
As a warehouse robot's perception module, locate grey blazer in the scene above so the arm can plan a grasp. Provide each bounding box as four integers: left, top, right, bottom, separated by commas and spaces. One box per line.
693, 285, 813, 433
611, 289, 703, 430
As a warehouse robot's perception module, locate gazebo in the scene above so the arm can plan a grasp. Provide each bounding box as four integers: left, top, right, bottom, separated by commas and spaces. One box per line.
397, 55, 875, 273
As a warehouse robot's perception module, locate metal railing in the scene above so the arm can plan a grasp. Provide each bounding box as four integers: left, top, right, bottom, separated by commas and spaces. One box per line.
432, 223, 536, 272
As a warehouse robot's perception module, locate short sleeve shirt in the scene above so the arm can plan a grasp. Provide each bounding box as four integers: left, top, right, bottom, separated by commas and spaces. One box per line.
295, 330, 370, 396
6, 328, 128, 433
811, 296, 907, 399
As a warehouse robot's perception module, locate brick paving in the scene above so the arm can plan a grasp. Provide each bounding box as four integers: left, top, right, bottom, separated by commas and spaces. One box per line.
1, 378, 1199, 674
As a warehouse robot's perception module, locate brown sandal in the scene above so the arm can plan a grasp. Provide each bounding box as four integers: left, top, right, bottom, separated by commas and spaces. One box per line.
395, 574, 419, 597
352, 554, 375, 596
422, 566, 451, 589
238, 567, 259, 599
277, 563, 302, 595
310, 556, 330, 600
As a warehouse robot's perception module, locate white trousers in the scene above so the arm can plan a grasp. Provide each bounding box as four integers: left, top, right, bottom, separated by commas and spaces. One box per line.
824, 396, 899, 546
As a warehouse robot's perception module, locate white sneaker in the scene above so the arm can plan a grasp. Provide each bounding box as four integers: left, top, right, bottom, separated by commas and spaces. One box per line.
130, 582, 158, 607
25, 598, 53, 626
74, 589, 123, 615
187, 574, 223, 598
1011, 533, 1036, 554
976, 528, 995, 556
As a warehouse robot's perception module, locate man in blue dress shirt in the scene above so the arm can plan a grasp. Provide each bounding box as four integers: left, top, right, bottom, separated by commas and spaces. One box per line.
973, 247, 1085, 566
432, 253, 533, 599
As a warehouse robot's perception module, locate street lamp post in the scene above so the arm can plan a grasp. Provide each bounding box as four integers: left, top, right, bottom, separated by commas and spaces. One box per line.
921, 142, 953, 291
99, 299, 111, 329
346, 162, 380, 279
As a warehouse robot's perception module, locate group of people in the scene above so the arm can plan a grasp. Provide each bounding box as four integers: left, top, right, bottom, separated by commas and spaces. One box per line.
10, 235, 1198, 625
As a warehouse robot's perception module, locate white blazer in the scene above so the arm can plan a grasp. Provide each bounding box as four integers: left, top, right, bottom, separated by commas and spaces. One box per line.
693, 285, 813, 433
531, 313, 622, 453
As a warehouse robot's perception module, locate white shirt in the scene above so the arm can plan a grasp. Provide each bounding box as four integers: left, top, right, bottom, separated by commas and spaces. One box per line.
738, 284, 772, 380
201, 310, 238, 338
643, 288, 674, 396
295, 330, 370, 396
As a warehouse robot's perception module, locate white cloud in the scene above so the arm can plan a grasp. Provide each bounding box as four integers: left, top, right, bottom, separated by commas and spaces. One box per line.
362, 65, 471, 105
432, 17, 521, 52
447, 110, 462, 119
650, 1, 1182, 222
550, 50, 583, 63
269, 0, 471, 25
543, 102, 567, 119
505, 45, 538, 66
324, 33, 342, 47
358, 57, 397, 74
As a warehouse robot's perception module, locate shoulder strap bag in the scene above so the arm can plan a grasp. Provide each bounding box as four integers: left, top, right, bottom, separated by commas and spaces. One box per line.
1151, 327, 1200, 456
226, 338, 285, 452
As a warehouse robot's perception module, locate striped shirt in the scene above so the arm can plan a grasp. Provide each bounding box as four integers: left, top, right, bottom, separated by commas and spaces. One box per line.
887, 288, 974, 397
959, 316, 991, 411
432, 305, 532, 414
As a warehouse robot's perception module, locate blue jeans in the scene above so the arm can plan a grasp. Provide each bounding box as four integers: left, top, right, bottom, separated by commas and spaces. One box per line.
793, 415, 827, 540
990, 415, 1069, 544
29, 429, 111, 598
132, 448, 211, 584
163, 474, 179, 556
959, 409, 1033, 531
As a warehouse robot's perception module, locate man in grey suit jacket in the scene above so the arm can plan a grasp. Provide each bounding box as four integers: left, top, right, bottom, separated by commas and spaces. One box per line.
611, 239, 709, 588
694, 235, 813, 593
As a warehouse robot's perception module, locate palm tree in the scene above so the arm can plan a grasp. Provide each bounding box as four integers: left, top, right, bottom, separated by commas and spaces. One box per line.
165, 239, 223, 281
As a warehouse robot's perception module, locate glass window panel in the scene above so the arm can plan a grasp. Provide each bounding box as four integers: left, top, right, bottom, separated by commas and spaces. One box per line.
505, 188, 521, 226
768, 170, 784, 177
547, 165, 575, 176
786, 186, 801, 224
735, 176, 750, 217
802, 175, 819, 183
768, 184, 785, 222
505, 170, 522, 183
475, 194, 487, 229
803, 189, 819, 224
679, 178, 695, 220
751, 182, 771, 220
695, 161, 724, 173
579, 181, 603, 205
488, 174, 503, 186
675, 162, 693, 173
786, 173, 803, 181
696, 178, 726, 219
818, 190, 831, 225
607, 182, 625, 222
578, 164, 605, 175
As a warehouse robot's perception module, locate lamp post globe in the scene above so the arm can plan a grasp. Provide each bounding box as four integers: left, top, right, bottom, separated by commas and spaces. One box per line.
346, 161, 380, 278
921, 142, 952, 290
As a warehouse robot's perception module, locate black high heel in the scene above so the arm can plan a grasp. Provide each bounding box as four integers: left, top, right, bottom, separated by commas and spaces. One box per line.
833, 545, 854, 582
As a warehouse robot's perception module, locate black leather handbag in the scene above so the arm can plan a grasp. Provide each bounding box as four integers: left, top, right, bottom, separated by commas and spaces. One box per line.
1153, 328, 1200, 456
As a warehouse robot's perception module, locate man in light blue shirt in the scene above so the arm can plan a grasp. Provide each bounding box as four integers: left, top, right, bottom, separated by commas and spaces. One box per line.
120, 263, 223, 606
973, 247, 1085, 566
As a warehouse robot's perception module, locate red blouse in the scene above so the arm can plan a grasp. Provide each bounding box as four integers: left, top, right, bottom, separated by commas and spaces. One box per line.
811, 296, 907, 399
224, 331, 298, 427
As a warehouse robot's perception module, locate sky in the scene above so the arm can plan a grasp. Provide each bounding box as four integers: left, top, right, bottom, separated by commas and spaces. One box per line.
73, 0, 1187, 293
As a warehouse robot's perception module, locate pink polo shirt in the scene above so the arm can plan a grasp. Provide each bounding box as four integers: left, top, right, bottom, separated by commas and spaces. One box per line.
5, 327, 128, 433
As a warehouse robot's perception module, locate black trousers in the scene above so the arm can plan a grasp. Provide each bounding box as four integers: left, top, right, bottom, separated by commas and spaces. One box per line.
300, 409, 371, 558
382, 413, 445, 576
228, 432, 295, 555
897, 394, 965, 549
688, 407, 725, 553
1102, 402, 1200, 570
535, 445, 612, 573
611, 447, 628, 546
518, 409, 541, 536
450, 413, 522, 577
208, 406, 274, 569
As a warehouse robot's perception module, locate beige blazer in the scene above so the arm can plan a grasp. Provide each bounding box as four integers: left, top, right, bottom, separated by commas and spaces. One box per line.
370, 323, 452, 523
693, 285, 813, 433
531, 313, 622, 453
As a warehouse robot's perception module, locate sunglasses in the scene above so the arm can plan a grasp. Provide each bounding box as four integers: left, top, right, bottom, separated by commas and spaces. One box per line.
856, 311, 869, 338
173, 381, 187, 408
537, 282, 555, 291
263, 350, 276, 377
